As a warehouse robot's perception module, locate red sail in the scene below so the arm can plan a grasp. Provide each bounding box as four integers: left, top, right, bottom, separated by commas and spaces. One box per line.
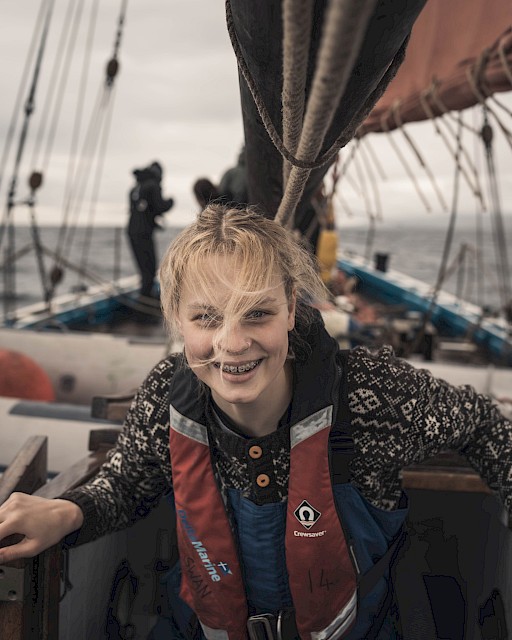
361, 0, 512, 134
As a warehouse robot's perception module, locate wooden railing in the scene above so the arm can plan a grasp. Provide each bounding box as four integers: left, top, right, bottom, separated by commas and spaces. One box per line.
0, 429, 120, 639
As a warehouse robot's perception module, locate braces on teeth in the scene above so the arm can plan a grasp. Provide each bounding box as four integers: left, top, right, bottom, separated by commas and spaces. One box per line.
222, 361, 259, 373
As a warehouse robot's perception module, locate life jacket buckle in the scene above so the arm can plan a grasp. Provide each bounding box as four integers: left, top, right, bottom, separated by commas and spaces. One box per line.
247, 614, 276, 640
247, 609, 298, 640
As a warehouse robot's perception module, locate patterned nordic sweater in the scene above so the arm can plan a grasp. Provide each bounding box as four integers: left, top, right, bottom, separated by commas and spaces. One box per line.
61, 345, 512, 545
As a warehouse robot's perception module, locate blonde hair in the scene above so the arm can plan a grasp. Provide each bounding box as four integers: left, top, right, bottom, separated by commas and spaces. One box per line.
159, 204, 328, 349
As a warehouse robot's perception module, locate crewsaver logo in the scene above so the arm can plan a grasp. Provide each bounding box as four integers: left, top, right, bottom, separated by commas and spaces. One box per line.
294, 500, 321, 529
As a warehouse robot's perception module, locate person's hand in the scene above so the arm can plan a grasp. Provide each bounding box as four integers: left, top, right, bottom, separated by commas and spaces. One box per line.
0, 493, 84, 563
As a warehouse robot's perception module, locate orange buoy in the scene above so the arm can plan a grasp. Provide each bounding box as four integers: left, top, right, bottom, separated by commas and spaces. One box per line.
0, 349, 55, 401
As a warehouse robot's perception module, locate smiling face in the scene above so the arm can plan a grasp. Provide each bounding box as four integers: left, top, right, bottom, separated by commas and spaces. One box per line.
177, 255, 296, 421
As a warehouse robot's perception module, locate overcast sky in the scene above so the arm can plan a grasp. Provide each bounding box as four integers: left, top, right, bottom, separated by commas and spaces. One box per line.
1, 0, 511, 230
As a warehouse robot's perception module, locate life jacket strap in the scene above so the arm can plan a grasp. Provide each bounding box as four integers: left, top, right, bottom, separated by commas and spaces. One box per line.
247, 609, 298, 640
330, 349, 355, 485
359, 525, 407, 599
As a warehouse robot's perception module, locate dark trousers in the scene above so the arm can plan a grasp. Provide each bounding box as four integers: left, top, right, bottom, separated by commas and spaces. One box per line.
128, 232, 156, 297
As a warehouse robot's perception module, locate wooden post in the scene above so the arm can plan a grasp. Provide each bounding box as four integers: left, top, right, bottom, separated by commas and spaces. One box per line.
0, 436, 48, 639
0, 436, 47, 504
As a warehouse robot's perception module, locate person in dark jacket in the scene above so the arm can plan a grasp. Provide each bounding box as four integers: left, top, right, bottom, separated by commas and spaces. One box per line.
192, 177, 221, 211
218, 147, 248, 205
128, 161, 174, 298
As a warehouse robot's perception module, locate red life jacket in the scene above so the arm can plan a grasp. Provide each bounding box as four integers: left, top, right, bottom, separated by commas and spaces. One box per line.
169, 403, 358, 640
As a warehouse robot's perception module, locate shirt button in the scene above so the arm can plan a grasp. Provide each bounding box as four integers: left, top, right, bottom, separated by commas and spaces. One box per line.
256, 474, 270, 488
249, 445, 263, 459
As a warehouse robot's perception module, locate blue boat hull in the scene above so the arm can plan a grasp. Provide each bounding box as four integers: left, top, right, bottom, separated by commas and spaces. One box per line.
338, 257, 512, 366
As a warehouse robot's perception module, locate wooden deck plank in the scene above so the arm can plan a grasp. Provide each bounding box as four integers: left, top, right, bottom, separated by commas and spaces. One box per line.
0, 436, 47, 504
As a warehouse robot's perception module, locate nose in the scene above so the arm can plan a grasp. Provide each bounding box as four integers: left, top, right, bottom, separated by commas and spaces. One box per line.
216, 323, 251, 356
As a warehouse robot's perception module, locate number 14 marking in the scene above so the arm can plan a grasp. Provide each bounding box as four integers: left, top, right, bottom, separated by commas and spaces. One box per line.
308, 569, 337, 592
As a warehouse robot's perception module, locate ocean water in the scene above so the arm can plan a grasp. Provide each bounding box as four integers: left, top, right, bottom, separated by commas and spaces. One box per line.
2, 217, 512, 313
338, 217, 512, 312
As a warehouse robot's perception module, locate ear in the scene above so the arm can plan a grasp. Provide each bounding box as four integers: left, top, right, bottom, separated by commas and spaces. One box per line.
287, 289, 297, 331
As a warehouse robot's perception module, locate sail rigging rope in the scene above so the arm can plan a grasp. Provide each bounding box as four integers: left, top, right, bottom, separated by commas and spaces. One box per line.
276, 0, 379, 227
0, 0, 47, 205
281, 0, 313, 187
335, 143, 364, 201
53, 84, 105, 265
1, 0, 55, 321
379, 111, 432, 214
29, 0, 82, 175
358, 135, 387, 181
330, 136, 386, 244
355, 137, 382, 220
351, 142, 375, 221
469, 111, 487, 311
50, 0, 127, 300
419, 90, 485, 209
424, 83, 481, 136
0, 0, 48, 320
0, 0, 55, 253
79, 83, 119, 280
392, 104, 448, 213
481, 108, 512, 316
498, 36, 512, 88
466, 62, 512, 151
409, 112, 465, 356
19, 0, 85, 309
490, 94, 512, 119
51, 0, 99, 286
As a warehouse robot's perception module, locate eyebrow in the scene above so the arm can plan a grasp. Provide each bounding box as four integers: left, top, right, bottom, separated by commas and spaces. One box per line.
186, 303, 218, 312
186, 296, 278, 311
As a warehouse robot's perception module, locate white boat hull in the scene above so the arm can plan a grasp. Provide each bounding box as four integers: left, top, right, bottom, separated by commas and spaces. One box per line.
0, 396, 109, 474
0, 328, 169, 404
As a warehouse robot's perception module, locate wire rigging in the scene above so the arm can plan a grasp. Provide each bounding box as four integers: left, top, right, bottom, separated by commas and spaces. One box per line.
50, 0, 127, 299
409, 112, 465, 356
481, 107, 512, 317
79, 83, 119, 279
1, 0, 56, 322
50, 0, 99, 293
0, 0, 47, 201
29, 0, 79, 173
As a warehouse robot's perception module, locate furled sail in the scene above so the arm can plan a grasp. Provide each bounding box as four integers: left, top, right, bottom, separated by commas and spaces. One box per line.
229, 0, 428, 224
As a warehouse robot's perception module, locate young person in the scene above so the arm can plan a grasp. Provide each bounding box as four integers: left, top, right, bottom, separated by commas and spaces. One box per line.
0, 204, 511, 639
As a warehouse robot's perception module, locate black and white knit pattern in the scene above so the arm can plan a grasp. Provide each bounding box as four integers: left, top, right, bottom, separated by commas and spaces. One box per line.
61, 347, 512, 544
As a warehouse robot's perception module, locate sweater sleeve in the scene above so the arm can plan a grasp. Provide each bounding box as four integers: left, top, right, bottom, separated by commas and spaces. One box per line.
59, 357, 176, 545
348, 346, 512, 514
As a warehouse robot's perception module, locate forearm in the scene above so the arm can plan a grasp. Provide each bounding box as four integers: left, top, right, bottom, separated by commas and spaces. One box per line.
58, 361, 174, 545
59, 461, 167, 545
